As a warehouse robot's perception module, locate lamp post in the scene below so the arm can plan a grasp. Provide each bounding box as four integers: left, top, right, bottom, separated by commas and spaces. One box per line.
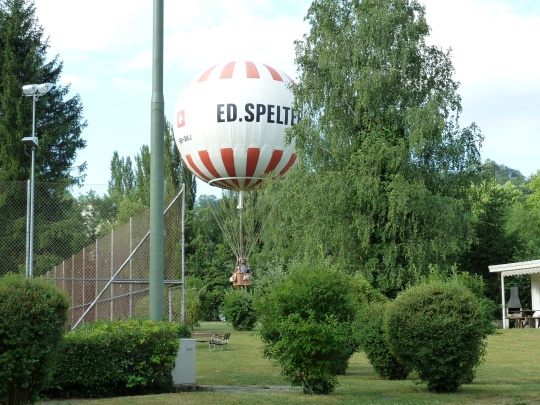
22, 82, 53, 278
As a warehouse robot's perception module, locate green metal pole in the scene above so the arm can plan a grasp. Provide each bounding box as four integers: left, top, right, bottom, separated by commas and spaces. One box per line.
149, 0, 165, 321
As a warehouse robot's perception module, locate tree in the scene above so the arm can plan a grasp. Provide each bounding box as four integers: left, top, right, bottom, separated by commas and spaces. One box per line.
263, 0, 483, 295
506, 169, 540, 262
108, 151, 136, 200
0, 0, 87, 183
256, 261, 357, 394
458, 180, 522, 303
1, 0, 87, 276
482, 159, 527, 190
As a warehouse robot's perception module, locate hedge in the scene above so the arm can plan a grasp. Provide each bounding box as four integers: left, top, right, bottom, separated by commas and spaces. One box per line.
45, 319, 182, 398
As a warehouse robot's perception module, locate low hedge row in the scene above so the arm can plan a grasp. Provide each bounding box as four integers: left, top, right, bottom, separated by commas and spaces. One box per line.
45, 319, 183, 398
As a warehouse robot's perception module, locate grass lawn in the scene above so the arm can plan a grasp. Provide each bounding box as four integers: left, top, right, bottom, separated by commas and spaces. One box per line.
43, 323, 540, 405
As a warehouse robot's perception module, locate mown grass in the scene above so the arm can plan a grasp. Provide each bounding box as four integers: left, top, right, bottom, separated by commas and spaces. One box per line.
43, 323, 540, 405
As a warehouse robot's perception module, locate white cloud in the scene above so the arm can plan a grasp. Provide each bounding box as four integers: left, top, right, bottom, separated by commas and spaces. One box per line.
423, 0, 540, 83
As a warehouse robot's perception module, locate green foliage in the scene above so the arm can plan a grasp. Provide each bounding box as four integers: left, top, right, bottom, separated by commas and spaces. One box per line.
45, 319, 180, 398
443, 269, 498, 333
1, 0, 88, 276
350, 272, 387, 307
256, 262, 357, 394
133, 287, 202, 329
176, 322, 192, 339
0, 0, 87, 184
506, 169, 540, 262
355, 302, 409, 380
0, 274, 70, 405
481, 159, 527, 190
386, 280, 492, 392
459, 180, 522, 302
185, 195, 235, 321
220, 288, 257, 331
260, 0, 484, 296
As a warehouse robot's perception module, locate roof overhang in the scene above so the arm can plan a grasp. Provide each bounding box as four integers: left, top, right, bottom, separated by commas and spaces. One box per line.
489, 259, 540, 277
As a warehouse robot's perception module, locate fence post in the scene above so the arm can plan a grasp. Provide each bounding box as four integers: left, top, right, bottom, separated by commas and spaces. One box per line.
82, 247, 85, 325
71, 254, 75, 326
168, 286, 173, 322
111, 229, 114, 321
95, 238, 98, 322
130, 217, 133, 318
181, 185, 185, 323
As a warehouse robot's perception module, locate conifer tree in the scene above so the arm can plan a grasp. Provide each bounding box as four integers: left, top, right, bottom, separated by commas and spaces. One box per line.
0, 0, 87, 275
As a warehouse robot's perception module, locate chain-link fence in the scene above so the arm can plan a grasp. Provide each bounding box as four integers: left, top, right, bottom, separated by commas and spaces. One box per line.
0, 181, 185, 328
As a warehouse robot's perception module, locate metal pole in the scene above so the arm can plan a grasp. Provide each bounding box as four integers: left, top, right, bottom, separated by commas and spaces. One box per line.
501, 274, 506, 329
25, 180, 31, 278
149, 0, 165, 321
168, 286, 173, 322
28, 94, 36, 277
129, 217, 133, 317
111, 229, 114, 320
181, 185, 185, 323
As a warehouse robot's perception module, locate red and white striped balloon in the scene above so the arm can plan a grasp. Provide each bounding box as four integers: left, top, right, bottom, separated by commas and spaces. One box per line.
173, 61, 298, 190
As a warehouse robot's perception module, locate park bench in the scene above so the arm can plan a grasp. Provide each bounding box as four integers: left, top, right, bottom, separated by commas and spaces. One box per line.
209, 332, 231, 351
193, 331, 231, 351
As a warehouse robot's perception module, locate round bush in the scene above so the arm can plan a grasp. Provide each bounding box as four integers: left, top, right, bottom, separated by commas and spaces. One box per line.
355, 302, 409, 380
386, 280, 489, 392
255, 262, 357, 394
0, 274, 70, 405
220, 288, 257, 331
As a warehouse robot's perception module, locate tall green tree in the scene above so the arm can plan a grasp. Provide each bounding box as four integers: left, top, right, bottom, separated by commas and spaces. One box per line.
458, 180, 522, 302
0, 0, 87, 276
507, 169, 540, 261
108, 151, 136, 200
482, 159, 527, 190
0, 0, 87, 182
264, 0, 483, 295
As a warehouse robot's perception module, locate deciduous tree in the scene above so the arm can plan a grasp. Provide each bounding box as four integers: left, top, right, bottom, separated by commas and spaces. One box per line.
264, 0, 483, 295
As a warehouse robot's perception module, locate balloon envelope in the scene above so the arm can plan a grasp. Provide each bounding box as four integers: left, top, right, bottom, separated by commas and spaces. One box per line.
173, 61, 298, 190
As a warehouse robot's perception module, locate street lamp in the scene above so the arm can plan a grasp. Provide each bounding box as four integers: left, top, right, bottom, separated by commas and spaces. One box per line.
22, 82, 53, 278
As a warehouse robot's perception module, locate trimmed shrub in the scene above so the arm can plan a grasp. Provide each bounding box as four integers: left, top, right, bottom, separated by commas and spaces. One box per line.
351, 272, 387, 307
255, 262, 357, 394
355, 301, 409, 380
220, 288, 257, 331
386, 280, 491, 392
0, 274, 70, 405
45, 319, 180, 398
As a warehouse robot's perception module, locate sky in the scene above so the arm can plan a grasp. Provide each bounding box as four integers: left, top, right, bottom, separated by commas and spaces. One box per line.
33, 0, 540, 197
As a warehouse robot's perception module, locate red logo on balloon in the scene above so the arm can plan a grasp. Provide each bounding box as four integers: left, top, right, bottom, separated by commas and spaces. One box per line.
177, 110, 185, 128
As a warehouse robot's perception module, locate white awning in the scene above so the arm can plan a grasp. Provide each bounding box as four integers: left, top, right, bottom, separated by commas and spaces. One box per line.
489, 259, 540, 277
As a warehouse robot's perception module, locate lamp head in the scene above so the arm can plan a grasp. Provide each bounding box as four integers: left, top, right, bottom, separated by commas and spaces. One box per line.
22, 83, 53, 96
37, 83, 53, 94
22, 84, 38, 96
22, 136, 39, 148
